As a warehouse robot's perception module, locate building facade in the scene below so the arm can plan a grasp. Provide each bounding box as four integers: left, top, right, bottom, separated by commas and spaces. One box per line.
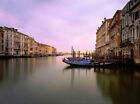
28, 37, 35, 55
34, 41, 38, 56
95, 18, 112, 58
130, 0, 140, 64
121, 0, 140, 64
46, 45, 57, 55
0, 26, 56, 57
0, 27, 15, 55
52, 47, 57, 55
0, 29, 4, 55
22, 34, 29, 56
109, 10, 122, 57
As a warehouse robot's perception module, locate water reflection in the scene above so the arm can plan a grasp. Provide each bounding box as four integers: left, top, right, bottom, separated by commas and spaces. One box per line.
0, 57, 55, 83
64, 66, 92, 70
0, 58, 34, 83
95, 67, 140, 104
0, 56, 140, 104
63, 66, 93, 88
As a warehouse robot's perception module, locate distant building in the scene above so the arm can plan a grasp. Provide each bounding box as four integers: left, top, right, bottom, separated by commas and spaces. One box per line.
34, 41, 38, 56
21, 34, 29, 55
13, 31, 22, 56
46, 45, 57, 55
40, 43, 47, 56
108, 10, 122, 57
0, 26, 57, 57
52, 47, 57, 55
0, 29, 4, 55
28, 37, 35, 55
95, 18, 112, 58
0, 27, 33, 56
0, 27, 16, 55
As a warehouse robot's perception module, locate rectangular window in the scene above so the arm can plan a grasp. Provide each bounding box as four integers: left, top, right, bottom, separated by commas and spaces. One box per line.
2, 45, 3, 51
135, 11, 139, 20
2, 34, 3, 38
135, 44, 139, 50
137, 26, 139, 38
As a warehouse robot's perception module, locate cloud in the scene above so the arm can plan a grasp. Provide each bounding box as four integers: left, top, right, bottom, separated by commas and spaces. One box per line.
0, 0, 129, 52
0, 9, 20, 26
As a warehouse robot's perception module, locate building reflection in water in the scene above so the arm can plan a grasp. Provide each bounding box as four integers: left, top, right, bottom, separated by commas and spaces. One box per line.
0, 57, 56, 84
0, 58, 38, 83
94, 67, 140, 104
63, 66, 93, 88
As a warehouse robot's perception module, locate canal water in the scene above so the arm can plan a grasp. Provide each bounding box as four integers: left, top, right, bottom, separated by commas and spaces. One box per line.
0, 56, 140, 104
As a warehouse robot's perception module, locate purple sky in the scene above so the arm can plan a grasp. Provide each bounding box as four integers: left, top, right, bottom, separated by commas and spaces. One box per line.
0, 0, 129, 52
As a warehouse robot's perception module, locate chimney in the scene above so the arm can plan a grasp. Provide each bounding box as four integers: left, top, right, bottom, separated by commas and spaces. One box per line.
104, 17, 106, 21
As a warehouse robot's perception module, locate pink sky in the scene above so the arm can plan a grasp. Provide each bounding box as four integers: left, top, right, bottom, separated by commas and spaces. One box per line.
0, 0, 129, 52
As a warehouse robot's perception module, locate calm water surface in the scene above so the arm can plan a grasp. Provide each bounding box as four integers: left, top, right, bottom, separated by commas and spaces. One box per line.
0, 56, 140, 104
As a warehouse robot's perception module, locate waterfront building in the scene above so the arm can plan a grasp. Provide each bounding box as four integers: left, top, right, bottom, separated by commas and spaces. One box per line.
37, 42, 40, 56
0, 27, 29, 56
121, 0, 140, 64
95, 18, 112, 58
0, 27, 16, 55
0, 26, 57, 57
46, 45, 57, 55
34, 41, 38, 56
38, 43, 42, 56
108, 10, 122, 57
40, 44, 47, 56
121, 1, 133, 59
28, 37, 35, 55
130, 0, 140, 64
52, 47, 57, 55
46, 45, 52, 55
22, 34, 29, 56
13, 31, 22, 56
0, 29, 4, 55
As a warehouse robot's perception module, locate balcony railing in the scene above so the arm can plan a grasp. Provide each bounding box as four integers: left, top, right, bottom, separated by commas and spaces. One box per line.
106, 41, 110, 45
120, 37, 134, 47
130, 0, 140, 11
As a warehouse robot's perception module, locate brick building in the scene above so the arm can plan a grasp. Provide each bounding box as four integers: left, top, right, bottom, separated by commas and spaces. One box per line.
108, 10, 122, 57
95, 18, 112, 58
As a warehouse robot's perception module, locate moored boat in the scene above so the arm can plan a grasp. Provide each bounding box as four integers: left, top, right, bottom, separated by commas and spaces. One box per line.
62, 47, 112, 67
63, 57, 93, 67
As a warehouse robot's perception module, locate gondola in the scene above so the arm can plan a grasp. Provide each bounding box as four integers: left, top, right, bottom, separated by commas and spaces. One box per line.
63, 57, 94, 67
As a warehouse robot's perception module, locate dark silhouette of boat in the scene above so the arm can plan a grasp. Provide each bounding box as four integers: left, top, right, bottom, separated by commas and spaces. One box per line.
62, 47, 112, 67
63, 57, 94, 67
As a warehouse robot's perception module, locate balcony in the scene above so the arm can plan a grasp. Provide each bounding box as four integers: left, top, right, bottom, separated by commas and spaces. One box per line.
120, 37, 134, 47
130, 0, 140, 11
134, 37, 140, 43
106, 41, 110, 45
